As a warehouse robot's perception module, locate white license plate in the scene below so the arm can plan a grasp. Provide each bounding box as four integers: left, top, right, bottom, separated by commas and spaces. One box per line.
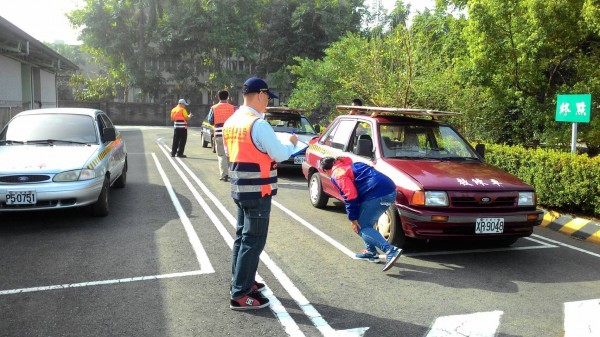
475, 218, 504, 234
294, 156, 306, 164
6, 191, 37, 205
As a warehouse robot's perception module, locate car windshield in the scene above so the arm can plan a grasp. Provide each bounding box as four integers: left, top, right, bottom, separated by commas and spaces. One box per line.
0, 114, 98, 145
265, 115, 317, 134
378, 123, 478, 160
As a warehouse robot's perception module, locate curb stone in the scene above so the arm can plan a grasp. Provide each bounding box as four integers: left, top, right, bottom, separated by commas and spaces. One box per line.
540, 210, 600, 245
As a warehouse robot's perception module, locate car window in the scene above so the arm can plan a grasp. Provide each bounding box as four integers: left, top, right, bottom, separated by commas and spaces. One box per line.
349, 121, 374, 155
299, 117, 317, 135
1, 114, 97, 144
378, 123, 477, 159
320, 119, 356, 150
265, 114, 302, 133
100, 114, 114, 128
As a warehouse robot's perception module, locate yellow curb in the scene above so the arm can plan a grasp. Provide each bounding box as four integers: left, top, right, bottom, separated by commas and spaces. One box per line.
540, 211, 561, 227
558, 218, 591, 235
586, 229, 600, 244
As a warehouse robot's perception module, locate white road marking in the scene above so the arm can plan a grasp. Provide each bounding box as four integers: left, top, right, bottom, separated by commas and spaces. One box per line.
161, 142, 369, 337
564, 299, 600, 337
152, 153, 214, 273
426, 311, 503, 337
0, 271, 206, 295
531, 234, 600, 258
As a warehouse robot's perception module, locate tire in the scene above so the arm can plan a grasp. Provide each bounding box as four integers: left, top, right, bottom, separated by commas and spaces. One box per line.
375, 204, 408, 248
201, 133, 209, 148
113, 159, 127, 188
490, 237, 519, 247
308, 172, 329, 208
90, 177, 110, 217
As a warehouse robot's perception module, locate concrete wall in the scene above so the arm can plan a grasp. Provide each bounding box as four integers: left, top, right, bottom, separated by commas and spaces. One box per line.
57, 101, 212, 127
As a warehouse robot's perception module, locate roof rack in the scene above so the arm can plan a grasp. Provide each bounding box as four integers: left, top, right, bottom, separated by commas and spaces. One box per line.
266, 107, 307, 114
336, 105, 461, 118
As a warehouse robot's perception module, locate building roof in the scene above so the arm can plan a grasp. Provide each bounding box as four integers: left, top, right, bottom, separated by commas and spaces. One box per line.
0, 16, 78, 72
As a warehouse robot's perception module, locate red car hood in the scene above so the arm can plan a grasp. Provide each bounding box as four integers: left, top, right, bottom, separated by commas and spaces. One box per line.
380, 159, 533, 191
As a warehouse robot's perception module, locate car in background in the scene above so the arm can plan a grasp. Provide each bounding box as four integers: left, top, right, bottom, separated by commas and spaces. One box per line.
0, 108, 127, 217
302, 105, 542, 248
201, 114, 215, 153
264, 107, 319, 168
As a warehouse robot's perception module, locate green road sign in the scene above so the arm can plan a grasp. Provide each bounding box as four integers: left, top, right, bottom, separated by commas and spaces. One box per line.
555, 94, 591, 123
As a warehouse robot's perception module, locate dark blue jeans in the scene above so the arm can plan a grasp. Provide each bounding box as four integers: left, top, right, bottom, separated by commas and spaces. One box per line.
357, 191, 397, 254
231, 196, 272, 299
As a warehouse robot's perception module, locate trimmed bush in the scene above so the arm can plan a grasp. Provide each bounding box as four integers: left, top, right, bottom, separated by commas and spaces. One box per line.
483, 144, 600, 217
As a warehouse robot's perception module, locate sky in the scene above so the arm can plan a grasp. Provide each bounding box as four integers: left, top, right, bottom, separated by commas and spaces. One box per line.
0, 0, 436, 45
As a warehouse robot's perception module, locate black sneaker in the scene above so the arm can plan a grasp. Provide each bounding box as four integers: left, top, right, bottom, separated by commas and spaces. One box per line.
176, 154, 187, 158
230, 292, 269, 310
252, 281, 265, 292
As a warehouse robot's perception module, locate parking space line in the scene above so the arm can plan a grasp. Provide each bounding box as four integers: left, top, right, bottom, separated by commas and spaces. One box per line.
152, 153, 214, 273
531, 234, 600, 258
0, 270, 206, 296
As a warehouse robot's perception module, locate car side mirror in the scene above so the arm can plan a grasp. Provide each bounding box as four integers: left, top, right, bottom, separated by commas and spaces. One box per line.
314, 125, 320, 133
475, 143, 485, 159
103, 127, 116, 142
355, 138, 373, 157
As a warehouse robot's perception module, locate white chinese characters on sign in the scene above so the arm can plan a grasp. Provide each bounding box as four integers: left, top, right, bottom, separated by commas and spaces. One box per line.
559, 102, 588, 116
457, 178, 503, 187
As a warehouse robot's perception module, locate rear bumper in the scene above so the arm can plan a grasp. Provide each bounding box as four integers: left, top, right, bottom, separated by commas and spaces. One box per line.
398, 207, 543, 239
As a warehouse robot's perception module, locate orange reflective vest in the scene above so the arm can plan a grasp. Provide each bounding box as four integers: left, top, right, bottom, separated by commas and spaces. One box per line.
223, 108, 277, 200
171, 104, 188, 128
212, 102, 235, 137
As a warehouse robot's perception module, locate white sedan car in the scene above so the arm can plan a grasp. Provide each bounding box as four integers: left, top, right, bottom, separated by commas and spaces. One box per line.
0, 108, 127, 216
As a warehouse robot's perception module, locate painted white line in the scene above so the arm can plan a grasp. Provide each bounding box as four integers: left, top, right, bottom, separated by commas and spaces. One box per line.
531, 234, 600, 258
564, 299, 600, 337
160, 142, 368, 337
0, 270, 205, 296
152, 153, 214, 273
272, 200, 357, 259
426, 310, 503, 337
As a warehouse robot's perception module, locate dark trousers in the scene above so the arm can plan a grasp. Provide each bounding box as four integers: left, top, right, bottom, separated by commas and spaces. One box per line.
171, 128, 187, 156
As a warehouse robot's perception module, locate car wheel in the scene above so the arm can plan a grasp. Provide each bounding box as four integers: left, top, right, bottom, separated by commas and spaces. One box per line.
376, 204, 408, 248
90, 177, 110, 217
201, 133, 209, 148
114, 159, 127, 188
490, 237, 519, 247
308, 172, 328, 208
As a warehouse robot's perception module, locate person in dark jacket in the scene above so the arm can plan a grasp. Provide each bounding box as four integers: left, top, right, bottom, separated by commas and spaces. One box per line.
320, 156, 402, 271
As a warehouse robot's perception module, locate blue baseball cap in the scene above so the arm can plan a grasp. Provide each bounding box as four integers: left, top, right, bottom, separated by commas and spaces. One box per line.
178, 98, 189, 105
242, 77, 278, 99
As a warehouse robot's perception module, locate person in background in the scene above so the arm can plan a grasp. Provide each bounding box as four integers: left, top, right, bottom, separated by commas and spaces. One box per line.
208, 90, 235, 181
223, 77, 298, 310
320, 156, 402, 272
347, 98, 362, 115
170, 98, 191, 158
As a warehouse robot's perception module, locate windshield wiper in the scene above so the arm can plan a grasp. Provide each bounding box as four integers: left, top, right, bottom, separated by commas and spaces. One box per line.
438, 156, 480, 161
0, 140, 26, 145
26, 139, 90, 145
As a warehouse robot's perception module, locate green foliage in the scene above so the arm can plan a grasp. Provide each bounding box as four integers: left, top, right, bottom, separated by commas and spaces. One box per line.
485, 143, 600, 216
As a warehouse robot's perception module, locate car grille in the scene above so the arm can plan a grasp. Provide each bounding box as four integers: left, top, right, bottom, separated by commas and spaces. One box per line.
451, 196, 516, 207
0, 175, 51, 183
0, 198, 76, 208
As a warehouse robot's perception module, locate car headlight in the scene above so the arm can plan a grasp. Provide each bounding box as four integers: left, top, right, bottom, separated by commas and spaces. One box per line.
53, 169, 97, 182
518, 192, 536, 206
411, 191, 449, 206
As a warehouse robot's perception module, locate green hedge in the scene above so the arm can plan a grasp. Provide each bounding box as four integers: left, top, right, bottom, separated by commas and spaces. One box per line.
483, 144, 600, 217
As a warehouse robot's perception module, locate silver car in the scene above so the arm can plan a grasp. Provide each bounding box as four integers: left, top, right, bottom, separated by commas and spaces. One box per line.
0, 108, 127, 216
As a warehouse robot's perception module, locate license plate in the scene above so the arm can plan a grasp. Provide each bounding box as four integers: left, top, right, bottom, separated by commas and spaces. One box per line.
6, 191, 37, 205
475, 218, 504, 234
294, 156, 306, 164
